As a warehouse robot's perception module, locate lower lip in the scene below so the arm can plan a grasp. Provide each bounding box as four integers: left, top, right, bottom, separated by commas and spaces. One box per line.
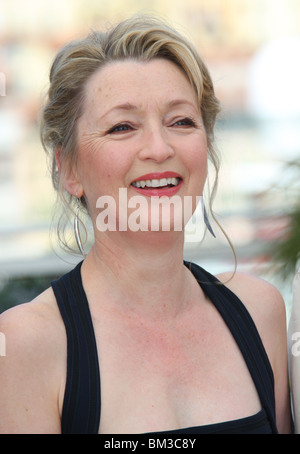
131, 179, 183, 197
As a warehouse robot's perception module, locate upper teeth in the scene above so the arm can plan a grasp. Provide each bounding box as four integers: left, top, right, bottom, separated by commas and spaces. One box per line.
132, 177, 180, 188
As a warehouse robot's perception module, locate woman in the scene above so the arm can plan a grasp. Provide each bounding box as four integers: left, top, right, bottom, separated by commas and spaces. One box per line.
0, 15, 291, 434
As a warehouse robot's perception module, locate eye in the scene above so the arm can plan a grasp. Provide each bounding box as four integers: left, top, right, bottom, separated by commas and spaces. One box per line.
107, 123, 134, 134
172, 117, 197, 128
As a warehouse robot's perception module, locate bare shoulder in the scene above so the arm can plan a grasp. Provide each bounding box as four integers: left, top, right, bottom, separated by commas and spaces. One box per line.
0, 288, 65, 433
0, 287, 65, 355
216, 270, 286, 322
216, 270, 287, 365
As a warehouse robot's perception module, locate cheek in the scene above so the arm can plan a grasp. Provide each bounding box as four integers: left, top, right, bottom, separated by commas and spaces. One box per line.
187, 138, 208, 175
78, 145, 131, 198
184, 140, 208, 198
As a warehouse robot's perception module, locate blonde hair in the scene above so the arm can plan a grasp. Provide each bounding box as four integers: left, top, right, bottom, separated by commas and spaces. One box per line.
40, 14, 223, 254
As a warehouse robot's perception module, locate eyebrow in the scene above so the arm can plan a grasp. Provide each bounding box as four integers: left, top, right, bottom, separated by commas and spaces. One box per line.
166, 99, 198, 110
100, 103, 139, 121
100, 99, 198, 120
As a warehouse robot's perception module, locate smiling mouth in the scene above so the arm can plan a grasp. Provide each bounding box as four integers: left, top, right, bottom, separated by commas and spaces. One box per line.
131, 177, 182, 189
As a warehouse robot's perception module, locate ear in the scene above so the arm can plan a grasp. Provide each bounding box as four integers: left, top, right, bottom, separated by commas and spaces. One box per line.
55, 147, 83, 197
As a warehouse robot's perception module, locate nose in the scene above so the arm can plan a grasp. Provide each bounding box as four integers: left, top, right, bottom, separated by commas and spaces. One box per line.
138, 125, 175, 163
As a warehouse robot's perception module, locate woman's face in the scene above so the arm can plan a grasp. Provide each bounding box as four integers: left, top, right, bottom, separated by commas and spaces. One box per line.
73, 58, 208, 235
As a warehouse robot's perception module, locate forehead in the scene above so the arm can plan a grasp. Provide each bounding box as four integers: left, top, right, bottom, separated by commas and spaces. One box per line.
83, 59, 198, 114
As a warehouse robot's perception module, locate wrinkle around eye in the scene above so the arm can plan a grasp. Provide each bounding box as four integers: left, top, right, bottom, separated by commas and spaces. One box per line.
79, 130, 110, 154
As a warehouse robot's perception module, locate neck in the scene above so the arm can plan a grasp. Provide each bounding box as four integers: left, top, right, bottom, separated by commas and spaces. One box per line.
82, 231, 193, 320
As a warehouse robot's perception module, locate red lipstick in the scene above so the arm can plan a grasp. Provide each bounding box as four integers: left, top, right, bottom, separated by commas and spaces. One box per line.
130, 171, 183, 197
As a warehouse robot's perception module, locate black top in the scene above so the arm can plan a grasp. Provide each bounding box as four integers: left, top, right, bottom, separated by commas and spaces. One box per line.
51, 260, 278, 434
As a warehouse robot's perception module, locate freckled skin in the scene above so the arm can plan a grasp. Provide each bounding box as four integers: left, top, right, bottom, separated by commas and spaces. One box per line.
71, 60, 207, 238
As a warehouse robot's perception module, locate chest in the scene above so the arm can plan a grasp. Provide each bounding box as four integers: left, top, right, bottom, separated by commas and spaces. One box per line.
92, 304, 262, 433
